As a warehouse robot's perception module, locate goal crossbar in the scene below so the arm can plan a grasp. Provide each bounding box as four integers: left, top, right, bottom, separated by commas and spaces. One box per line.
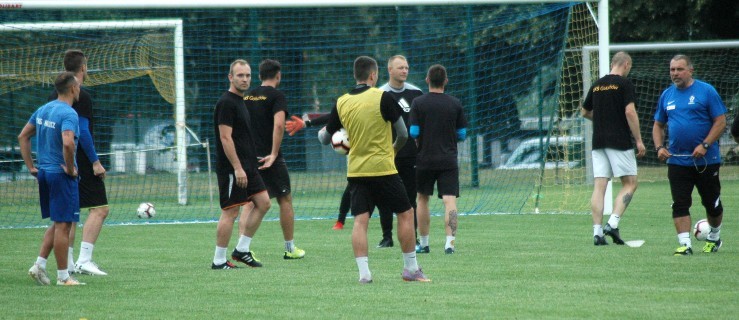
12, 0, 597, 9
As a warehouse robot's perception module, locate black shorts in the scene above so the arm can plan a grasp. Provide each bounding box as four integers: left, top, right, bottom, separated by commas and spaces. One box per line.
396, 158, 417, 208
77, 150, 108, 208
217, 168, 267, 210
667, 164, 722, 216
258, 157, 291, 198
416, 167, 460, 198
347, 174, 411, 217
377, 159, 417, 217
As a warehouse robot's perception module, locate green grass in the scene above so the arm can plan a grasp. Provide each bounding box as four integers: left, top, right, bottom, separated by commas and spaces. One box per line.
1, 179, 738, 319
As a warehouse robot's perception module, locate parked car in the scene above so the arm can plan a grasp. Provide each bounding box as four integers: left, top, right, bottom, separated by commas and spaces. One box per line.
497, 136, 584, 170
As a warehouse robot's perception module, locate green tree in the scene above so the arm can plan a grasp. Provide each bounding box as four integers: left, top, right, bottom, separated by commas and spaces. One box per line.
610, 0, 738, 42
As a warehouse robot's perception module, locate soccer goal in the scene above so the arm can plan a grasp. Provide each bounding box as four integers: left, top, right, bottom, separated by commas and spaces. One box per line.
0, 18, 215, 227
0, 19, 191, 208
1, 1, 609, 228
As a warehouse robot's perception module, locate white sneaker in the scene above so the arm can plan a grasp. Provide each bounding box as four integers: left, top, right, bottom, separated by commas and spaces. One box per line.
75, 261, 108, 276
57, 276, 85, 286
28, 263, 51, 286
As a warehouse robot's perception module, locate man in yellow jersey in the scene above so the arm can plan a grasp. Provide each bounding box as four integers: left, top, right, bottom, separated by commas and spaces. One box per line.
319, 56, 429, 283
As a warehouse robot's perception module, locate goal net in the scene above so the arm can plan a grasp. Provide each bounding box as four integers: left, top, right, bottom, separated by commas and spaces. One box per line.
0, 2, 605, 228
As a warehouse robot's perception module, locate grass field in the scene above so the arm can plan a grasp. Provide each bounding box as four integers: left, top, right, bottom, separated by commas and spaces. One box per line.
0, 178, 737, 319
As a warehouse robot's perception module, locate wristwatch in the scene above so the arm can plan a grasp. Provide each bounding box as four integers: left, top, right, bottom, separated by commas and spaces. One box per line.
701, 142, 710, 149
655, 145, 664, 152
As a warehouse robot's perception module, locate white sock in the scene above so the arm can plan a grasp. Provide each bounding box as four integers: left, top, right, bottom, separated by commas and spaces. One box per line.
445, 236, 456, 249
607, 214, 621, 229
213, 246, 227, 265
707, 225, 721, 241
235, 235, 252, 253
285, 240, 295, 253
355, 257, 371, 281
78, 241, 94, 265
677, 232, 691, 248
36, 257, 47, 269
593, 225, 604, 237
402, 252, 418, 273
57, 269, 70, 281
68, 247, 75, 267
419, 235, 429, 247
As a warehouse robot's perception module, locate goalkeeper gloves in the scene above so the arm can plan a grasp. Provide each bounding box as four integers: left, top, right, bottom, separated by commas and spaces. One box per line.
285, 115, 306, 136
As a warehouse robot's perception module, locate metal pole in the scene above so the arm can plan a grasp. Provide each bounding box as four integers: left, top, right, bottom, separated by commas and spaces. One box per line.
466, 5, 479, 188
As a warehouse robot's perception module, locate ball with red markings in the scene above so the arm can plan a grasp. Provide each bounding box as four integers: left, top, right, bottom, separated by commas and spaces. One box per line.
693, 219, 710, 241
136, 202, 156, 219
331, 128, 350, 155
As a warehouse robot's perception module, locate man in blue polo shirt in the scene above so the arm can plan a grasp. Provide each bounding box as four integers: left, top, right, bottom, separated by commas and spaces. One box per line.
20, 72, 85, 285
652, 54, 727, 256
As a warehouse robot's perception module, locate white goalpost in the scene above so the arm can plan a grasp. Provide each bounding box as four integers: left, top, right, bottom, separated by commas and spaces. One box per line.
0, 19, 190, 205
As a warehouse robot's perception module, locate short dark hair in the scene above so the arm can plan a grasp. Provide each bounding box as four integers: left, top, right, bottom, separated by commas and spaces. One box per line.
427, 64, 447, 88
353, 56, 378, 82
63, 49, 86, 72
55, 71, 78, 94
259, 59, 281, 80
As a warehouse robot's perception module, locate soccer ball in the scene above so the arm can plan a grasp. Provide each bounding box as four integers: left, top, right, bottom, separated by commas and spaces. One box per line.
693, 219, 710, 241
331, 128, 350, 155
137, 202, 156, 219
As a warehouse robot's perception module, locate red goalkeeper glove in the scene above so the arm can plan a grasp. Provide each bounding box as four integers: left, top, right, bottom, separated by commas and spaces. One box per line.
285, 115, 306, 136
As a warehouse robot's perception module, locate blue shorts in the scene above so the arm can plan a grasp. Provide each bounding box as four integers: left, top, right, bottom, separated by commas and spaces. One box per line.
38, 169, 80, 222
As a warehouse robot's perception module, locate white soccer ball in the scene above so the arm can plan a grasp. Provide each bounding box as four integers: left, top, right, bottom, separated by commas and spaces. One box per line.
137, 202, 156, 219
693, 218, 710, 241
331, 128, 350, 155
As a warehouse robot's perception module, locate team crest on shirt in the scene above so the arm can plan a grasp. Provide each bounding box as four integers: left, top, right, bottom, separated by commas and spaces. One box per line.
398, 98, 411, 112
688, 95, 696, 105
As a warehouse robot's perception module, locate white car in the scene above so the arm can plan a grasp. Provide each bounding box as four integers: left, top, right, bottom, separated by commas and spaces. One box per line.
498, 136, 584, 170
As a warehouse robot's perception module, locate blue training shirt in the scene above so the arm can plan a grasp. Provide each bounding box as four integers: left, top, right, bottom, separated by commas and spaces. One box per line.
654, 80, 726, 166
28, 100, 79, 173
